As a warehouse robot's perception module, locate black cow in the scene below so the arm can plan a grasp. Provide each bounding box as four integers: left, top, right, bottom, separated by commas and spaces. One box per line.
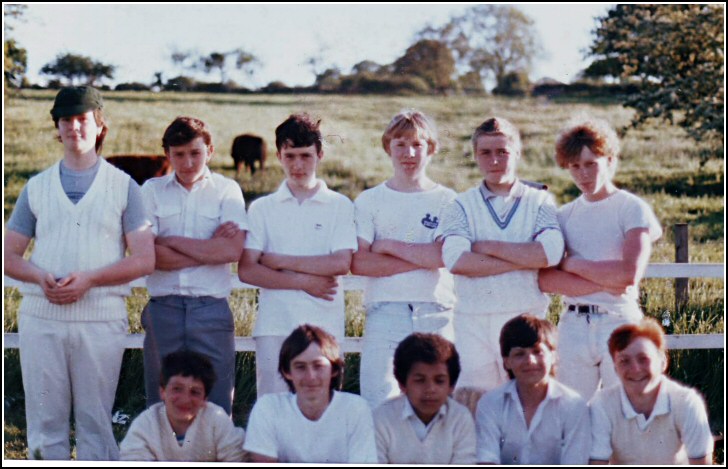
231, 134, 266, 176
106, 154, 172, 185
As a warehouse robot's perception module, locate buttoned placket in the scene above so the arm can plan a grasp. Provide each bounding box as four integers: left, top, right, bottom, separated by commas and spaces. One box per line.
506, 386, 553, 464
177, 177, 206, 292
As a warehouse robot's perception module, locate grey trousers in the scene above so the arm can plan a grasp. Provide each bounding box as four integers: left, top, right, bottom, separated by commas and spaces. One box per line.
142, 295, 235, 414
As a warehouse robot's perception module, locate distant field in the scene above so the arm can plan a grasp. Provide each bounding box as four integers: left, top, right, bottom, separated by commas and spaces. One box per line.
3, 90, 724, 460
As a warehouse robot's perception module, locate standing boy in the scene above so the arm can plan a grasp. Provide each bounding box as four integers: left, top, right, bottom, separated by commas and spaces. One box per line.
141, 116, 247, 415
436, 117, 564, 411
120, 350, 246, 462
352, 110, 456, 409
476, 314, 590, 465
538, 117, 662, 400
238, 114, 356, 396
4, 86, 155, 460
374, 333, 476, 464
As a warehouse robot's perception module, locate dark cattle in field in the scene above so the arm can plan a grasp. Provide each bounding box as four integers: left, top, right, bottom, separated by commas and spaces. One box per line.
231, 134, 266, 176
106, 154, 172, 185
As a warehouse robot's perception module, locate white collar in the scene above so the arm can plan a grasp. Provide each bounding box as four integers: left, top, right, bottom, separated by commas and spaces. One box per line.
479, 179, 526, 202
400, 395, 447, 424
619, 376, 671, 428
164, 166, 214, 190
272, 179, 334, 203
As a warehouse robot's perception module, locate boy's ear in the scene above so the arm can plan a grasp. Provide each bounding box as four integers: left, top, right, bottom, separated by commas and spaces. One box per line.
398, 381, 407, 394
159, 386, 166, 401
207, 144, 215, 157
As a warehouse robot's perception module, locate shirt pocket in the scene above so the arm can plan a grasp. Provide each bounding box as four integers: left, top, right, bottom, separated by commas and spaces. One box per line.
195, 204, 221, 238
154, 204, 183, 236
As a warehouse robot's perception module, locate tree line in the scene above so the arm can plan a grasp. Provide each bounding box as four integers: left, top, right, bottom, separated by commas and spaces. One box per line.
4, 5, 724, 150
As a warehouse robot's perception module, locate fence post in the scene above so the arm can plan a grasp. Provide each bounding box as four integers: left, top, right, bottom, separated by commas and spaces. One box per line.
674, 223, 689, 310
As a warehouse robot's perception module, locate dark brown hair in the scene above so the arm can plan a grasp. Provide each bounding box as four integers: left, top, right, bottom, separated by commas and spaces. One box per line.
275, 113, 323, 153
500, 314, 557, 379
162, 116, 213, 151
393, 333, 461, 387
278, 324, 344, 393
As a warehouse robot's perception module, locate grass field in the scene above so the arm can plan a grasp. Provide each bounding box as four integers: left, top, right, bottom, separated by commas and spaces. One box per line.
3, 90, 724, 461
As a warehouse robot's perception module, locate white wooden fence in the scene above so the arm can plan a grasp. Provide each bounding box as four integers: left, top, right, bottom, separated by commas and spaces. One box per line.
4, 263, 725, 352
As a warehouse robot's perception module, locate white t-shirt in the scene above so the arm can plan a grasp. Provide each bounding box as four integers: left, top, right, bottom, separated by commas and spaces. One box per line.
141, 169, 248, 298
476, 379, 590, 465
558, 189, 662, 312
354, 182, 456, 306
245, 180, 357, 339
244, 391, 378, 463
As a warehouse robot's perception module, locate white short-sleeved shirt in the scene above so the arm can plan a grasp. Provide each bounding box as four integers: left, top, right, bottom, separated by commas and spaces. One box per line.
245, 180, 357, 339
354, 182, 456, 306
476, 379, 590, 465
243, 391, 377, 464
590, 377, 713, 464
141, 169, 248, 298
558, 189, 662, 312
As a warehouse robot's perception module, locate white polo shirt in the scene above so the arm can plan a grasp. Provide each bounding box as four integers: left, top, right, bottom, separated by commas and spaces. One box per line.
141, 168, 248, 298
245, 180, 357, 339
476, 379, 590, 465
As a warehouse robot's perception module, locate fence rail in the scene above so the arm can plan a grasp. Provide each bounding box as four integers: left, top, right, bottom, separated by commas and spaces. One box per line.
4, 263, 725, 351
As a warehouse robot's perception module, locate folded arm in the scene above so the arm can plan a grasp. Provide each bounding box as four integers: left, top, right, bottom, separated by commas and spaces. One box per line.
351, 238, 420, 277
258, 249, 352, 276
157, 221, 246, 265
238, 249, 337, 301
370, 238, 444, 269
560, 228, 652, 289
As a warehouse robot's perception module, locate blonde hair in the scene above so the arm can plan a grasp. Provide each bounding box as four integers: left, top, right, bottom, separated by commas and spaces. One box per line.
471, 117, 522, 155
555, 116, 620, 169
382, 110, 439, 155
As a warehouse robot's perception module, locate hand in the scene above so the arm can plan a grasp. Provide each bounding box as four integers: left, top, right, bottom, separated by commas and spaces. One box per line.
300, 274, 338, 301
259, 252, 285, 271
37, 272, 61, 302
212, 221, 240, 239
52, 272, 95, 305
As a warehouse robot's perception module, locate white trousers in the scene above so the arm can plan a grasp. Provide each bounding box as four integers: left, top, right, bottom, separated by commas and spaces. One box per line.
19, 314, 127, 460
453, 311, 521, 393
557, 308, 640, 400
360, 301, 454, 409
254, 336, 290, 397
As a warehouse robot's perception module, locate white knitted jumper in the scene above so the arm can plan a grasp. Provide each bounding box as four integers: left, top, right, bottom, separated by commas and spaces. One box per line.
19, 159, 131, 321
445, 185, 555, 315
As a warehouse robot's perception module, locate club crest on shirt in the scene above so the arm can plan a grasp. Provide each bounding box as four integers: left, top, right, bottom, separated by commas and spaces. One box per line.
421, 213, 439, 229
314, 223, 323, 230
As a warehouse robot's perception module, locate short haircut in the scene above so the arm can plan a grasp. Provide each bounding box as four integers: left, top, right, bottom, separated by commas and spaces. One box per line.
393, 333, 461, 387
471, 117, 522, 155
275, 113, 323, 153
555, 116, 620, 168
608, 317, 666, 359
53, 109, 108, 154
160, 349, 217, 398
381, 110, 439, 155
278, 324, 344, 393
500, 314, 557, 379
162, 116, 213, 151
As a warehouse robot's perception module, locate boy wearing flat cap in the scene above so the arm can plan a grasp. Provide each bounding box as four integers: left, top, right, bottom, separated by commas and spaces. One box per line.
4, 86, 155, 460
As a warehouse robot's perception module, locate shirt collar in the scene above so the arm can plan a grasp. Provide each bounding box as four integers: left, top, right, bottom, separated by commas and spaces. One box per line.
165, 166, 214, 190
400, 396, 447, 423
273, 179, 333, 203
619, 376, 670, 423
479, 179, 526, 202
504, 378, 565, 404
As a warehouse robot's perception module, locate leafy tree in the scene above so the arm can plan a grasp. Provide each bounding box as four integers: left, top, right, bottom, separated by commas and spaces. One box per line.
457, 71, 486, 95
174, 49, 258, 85
351, 60, 381, 75
590, 4, 724, 146
4, 4, 28, 89
492, 71, 530, 97
4, 39, 27, 88
418, 5, 541, 91
40, 53, 115, 86
392, 39, 455, 93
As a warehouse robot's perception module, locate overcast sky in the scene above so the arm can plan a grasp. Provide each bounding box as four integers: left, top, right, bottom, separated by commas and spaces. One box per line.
8, 3, 612, 88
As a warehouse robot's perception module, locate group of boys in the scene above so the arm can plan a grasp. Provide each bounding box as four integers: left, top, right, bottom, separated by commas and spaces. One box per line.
4, 86, 713, 464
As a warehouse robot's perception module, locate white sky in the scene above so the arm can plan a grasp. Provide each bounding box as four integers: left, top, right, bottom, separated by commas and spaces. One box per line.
7, 3, 612, 88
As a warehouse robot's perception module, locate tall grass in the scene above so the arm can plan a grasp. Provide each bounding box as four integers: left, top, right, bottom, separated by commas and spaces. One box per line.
4, 91, 723, 460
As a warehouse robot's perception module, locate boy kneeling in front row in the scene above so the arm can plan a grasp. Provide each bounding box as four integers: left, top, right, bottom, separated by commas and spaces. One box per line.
374, 333, 476, 464
120, 350, 246, 462
476, 314, 590, 465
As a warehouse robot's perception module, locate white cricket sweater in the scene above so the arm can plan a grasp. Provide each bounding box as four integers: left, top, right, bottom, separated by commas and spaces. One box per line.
19, 159, 132, 321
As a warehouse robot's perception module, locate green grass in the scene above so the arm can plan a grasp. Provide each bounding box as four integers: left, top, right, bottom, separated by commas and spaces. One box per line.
3, 90, 724, 461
